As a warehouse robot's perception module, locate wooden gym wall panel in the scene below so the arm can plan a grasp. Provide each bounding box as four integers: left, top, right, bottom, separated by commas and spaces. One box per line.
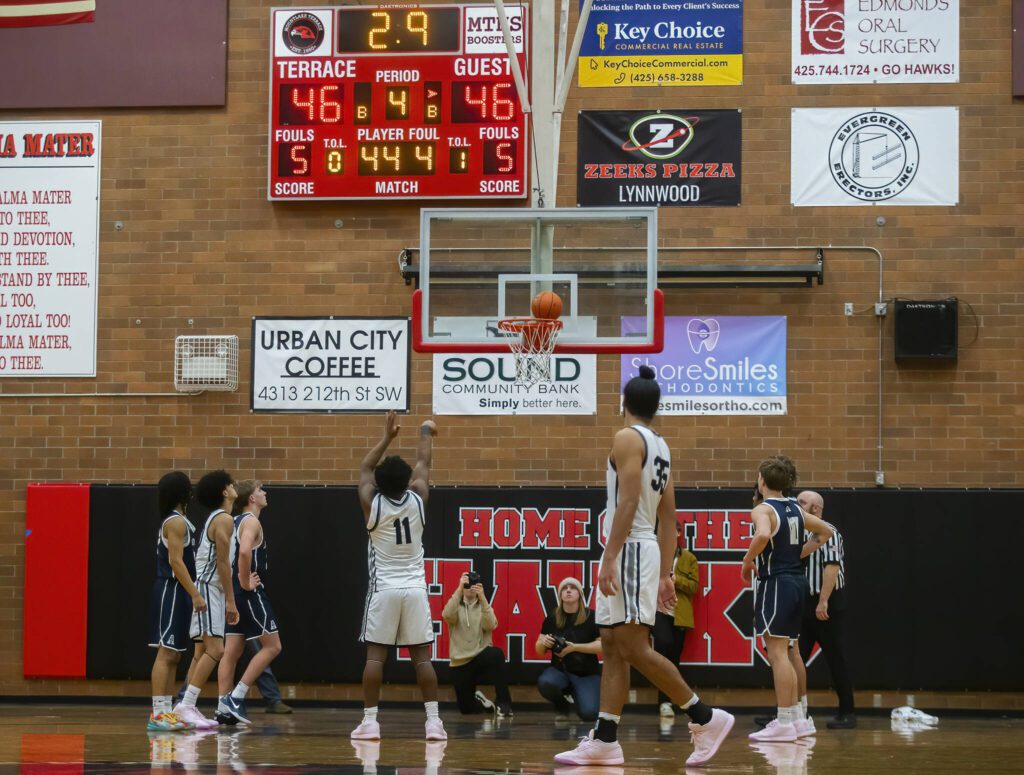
0, 0, 228, 108
23, 484, 90, 679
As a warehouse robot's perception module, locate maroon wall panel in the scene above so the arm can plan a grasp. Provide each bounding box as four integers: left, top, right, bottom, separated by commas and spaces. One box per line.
0, 0, 227, 108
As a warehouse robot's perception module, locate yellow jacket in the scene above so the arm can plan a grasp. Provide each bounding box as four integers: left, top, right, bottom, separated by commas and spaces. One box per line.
673, 548, 699, 629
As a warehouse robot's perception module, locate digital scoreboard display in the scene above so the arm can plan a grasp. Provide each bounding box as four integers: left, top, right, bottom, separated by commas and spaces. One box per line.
269, 5, 529, 201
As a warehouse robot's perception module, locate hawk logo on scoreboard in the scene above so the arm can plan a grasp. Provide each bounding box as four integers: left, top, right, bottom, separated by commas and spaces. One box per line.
283, 12, 325, 55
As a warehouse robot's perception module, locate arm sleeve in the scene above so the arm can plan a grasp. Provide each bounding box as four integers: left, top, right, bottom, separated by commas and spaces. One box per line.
442, 591, 461, 625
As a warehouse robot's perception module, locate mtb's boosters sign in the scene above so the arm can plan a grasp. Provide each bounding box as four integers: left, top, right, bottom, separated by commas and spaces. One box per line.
268, 5, 529, 200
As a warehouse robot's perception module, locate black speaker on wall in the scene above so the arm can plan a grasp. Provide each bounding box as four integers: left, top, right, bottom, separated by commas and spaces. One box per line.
894, 299, 958, 362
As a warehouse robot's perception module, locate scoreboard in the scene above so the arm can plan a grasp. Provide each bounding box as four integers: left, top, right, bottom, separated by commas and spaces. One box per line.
269, 5, 529, 201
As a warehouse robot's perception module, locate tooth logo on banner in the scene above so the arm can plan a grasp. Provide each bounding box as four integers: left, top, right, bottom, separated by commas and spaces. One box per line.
687, 319, 720, 354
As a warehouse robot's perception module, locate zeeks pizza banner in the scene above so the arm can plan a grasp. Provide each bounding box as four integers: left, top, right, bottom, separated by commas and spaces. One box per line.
577, 110, 741, 208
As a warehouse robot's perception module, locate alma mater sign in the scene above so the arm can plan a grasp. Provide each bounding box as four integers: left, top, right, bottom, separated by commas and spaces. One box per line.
268, 5, 529, 201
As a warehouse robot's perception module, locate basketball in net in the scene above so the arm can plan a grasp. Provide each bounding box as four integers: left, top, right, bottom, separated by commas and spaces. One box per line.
499, 292, 564, 388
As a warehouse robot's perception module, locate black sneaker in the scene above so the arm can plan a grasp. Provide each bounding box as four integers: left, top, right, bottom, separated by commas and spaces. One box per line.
753, 714, 776, 728
497, 704, 513, 718
827, 714, 857, 729
215, 712, 238, 726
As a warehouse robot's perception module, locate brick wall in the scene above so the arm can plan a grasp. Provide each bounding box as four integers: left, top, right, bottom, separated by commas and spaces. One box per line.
0, 0, 1021, 695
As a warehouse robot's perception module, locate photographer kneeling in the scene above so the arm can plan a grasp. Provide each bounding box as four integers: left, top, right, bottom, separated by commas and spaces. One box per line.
536, 577, 602, 721
442, 571, 513, 716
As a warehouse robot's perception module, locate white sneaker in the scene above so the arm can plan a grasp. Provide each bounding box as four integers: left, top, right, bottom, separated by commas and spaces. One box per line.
351, 719, 381, 740
659, 702, 675, 718
474, 690, 496, 714
891, 706, 938, 724
171, 703, 219, 730
795, 717, 817, 738
553, 731, 625, 765
686, 708, 735, 766
748, 718, 798, 742
425, 717, 447, 741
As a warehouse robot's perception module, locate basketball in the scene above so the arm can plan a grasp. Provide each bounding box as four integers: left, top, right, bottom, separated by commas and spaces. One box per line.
531, 291, 563, 320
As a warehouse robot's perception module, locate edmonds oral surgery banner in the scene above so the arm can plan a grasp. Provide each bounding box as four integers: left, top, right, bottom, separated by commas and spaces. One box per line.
792, 0, 958, 85
621, 316, 787, 415
578, 0, 743, 88
578, 110, 741, 207
791, 107, 958, 206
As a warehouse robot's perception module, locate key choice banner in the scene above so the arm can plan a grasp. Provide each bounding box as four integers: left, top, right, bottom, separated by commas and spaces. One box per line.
577, 110, 741, 208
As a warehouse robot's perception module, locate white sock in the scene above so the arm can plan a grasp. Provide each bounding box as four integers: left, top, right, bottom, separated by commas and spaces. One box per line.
800, 695, 808, 716
152, 696, 166, 716
777, 706, 792, 724
231, 681, 249, 700
181, 684, 201, 708
792, 704, 805, 721
424, 701, 440, 721
363, 706, 378, 723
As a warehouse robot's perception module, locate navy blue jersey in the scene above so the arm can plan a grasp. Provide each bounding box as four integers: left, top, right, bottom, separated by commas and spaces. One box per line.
231, 512, 267, 594
756, 498, 805, 579
155, 511, 196, 581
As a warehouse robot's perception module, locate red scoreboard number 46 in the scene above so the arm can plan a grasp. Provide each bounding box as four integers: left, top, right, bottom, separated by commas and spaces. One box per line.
268, 5, 530, 201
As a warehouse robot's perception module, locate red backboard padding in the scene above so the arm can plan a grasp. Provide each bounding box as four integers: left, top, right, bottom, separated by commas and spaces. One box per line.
23, 484, 90, 678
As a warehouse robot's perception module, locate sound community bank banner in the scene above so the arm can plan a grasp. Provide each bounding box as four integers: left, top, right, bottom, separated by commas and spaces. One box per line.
578, 0, 743, 88
621, 316, 787, 415
578, 109, 741, 207
251, 317, 409, 412
791, 107, 958, 206
792, 0, 958, 85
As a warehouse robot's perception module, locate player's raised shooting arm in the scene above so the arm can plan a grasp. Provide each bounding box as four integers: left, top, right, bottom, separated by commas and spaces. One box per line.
409, 420, 437, 502
212, 513, 236, 606
359, 410, 401, 517
605, 429, 644, 561
163, 516, 200, 599
800, 512, 834, 559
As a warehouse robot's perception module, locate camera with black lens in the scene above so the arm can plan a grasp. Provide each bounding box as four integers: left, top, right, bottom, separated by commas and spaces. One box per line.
551, 635, 567, 653
464, 571, 482, 589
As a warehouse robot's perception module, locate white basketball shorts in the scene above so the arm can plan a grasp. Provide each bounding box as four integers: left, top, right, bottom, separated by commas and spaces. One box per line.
596, 539, 660, 628
360, 586, 435, 647
189, 579, 226, 640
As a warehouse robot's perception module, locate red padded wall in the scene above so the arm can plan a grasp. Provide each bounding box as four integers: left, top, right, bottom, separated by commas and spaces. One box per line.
23, 484, 90, 678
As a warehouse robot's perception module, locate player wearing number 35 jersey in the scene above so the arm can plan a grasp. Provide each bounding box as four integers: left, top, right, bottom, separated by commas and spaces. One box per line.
556, 365, 734, 769
351, 411, 446, 743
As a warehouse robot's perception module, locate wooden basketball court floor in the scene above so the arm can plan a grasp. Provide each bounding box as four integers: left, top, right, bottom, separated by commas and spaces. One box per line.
3, 705, 1023, 774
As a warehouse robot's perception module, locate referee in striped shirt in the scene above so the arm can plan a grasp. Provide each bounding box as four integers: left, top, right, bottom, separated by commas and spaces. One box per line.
796, 491, 855, 729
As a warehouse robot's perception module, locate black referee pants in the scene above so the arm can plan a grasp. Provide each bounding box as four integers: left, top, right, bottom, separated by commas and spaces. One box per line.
798, 588, 855, 715
449, 646, 512, 714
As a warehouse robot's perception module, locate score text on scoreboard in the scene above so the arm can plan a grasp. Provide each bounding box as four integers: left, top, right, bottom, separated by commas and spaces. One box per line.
269, 4, 529, 201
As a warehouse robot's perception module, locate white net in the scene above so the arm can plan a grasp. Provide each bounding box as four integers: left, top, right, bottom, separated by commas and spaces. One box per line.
498, 319, 562, 388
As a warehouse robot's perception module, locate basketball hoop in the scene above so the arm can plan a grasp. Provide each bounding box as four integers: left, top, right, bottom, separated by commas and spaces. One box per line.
497, 318, 563, 388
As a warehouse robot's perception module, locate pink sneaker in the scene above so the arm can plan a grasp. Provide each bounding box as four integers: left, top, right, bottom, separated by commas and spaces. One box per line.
748, 719, 798, 742
554, 731, 625, 765
171, 703, 219, 730
351, 720, 381, 740
425, 717, 447, 741
686, 708, 735, 766
794, 717, 817, 738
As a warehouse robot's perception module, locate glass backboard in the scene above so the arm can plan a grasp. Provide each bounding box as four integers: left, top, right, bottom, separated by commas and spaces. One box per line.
411, 207, 663, 354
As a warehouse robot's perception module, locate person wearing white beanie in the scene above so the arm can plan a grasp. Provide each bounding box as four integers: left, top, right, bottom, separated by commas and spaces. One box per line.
535, 577, 602, 721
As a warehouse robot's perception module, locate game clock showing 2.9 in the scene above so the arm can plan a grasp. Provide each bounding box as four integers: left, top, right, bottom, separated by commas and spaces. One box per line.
268, 4, 530, 201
